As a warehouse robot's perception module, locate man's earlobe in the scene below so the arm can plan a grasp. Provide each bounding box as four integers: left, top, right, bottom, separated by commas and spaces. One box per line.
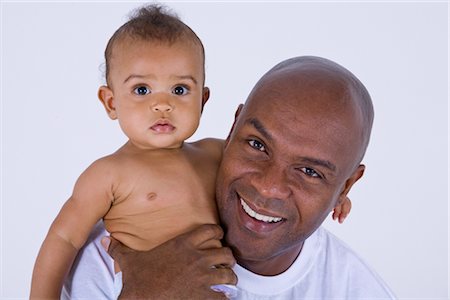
332, 165, 364, 224
98, 86, 117, 120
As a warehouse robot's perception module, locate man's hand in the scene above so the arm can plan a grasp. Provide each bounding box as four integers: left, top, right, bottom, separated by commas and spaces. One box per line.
103, 224, 237, 299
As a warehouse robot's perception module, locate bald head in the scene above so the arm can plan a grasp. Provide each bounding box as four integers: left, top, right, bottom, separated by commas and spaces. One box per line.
244, 56, 374, 166
218, 57, 375, 272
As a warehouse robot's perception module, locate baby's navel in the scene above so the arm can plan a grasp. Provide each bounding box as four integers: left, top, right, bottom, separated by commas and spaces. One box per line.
146, 192, 157, 201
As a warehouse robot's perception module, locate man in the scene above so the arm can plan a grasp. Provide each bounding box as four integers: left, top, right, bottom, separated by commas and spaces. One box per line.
63, 56, 395, 299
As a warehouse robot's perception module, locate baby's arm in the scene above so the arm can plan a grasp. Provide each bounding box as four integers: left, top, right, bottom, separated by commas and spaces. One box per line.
30, 159, 115, 299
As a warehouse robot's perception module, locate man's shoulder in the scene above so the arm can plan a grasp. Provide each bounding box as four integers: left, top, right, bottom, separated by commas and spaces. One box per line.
316, 227, 380, 275
188, 138, 224, 161
190, 138, 224, 151
233, 227, 395, 299
314, 227, 396, 298
316, 227, 360, 257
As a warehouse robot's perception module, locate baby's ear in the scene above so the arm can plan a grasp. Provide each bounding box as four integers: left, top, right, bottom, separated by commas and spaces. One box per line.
98, 86, 117, 120
201, 87, 210, 113
332, 195, 352, 224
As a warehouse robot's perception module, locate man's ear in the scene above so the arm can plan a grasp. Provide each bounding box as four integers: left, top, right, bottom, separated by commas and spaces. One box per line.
334, 164, 365, 210
98, 85, 117, 120
343, 164, 365, 195
338, 164, 365, 200
225, 104, 244, 144
201, 87, 210, 113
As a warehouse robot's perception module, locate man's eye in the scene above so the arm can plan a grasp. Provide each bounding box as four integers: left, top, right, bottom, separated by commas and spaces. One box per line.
300, 167, 321, 178
248, 140, 266, 152
133, 86, 150, 95
172, 85, 189, 95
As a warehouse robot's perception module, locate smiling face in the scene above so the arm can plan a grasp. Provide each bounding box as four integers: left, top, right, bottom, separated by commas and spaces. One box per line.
216, 58, 369, 275
98, 38, 208, 150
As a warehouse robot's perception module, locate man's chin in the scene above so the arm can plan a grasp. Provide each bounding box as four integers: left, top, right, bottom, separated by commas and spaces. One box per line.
224, 232, 269, 262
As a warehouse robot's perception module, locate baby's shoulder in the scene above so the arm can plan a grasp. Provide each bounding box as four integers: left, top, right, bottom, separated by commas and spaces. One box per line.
82, 153, 124, 176
91, 153, 120, 167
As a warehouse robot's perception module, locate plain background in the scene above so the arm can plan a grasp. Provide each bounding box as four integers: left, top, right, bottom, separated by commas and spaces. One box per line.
1, 1, 448, 299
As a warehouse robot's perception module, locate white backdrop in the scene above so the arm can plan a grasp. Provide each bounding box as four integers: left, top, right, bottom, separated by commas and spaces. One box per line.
1, 1, 448, 299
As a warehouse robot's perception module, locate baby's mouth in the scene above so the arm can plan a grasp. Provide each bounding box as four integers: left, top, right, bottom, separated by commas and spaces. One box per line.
150, 120, 175, 133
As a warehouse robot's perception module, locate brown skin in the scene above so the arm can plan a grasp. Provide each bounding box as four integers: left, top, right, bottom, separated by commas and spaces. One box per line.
106, 224, 236, 299
107, 56, 371, 297
30, 39, 224, 299
216, 59, 367, 275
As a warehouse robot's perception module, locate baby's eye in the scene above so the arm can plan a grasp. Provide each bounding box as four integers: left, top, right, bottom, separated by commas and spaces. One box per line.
248, 139, 266, 152
133, 86, 150, 96
172, 85, 189, 96
299, 167, 321, 178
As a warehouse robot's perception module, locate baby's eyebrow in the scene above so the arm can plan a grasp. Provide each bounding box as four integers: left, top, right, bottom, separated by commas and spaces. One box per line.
173, 75, 198, 85
122, 74, 198, 85
123, 74, 152, 84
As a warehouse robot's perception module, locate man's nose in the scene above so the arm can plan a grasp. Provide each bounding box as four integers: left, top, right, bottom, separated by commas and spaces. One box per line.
251, 163, 291, 199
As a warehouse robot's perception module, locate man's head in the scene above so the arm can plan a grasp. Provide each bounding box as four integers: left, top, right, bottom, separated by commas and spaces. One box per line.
98, 4, 209, 150
216, 56, 373, 275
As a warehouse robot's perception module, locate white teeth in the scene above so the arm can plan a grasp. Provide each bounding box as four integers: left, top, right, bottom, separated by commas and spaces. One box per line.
240, 198, 282, 223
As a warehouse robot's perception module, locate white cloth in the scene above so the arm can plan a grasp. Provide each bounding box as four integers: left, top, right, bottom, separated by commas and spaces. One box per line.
62, 221, 395, 299
232, 228, 395, 299
61, 222, 119, 299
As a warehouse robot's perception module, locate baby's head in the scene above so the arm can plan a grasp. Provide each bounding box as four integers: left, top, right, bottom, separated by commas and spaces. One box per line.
99, 4, 210, 150
104, 4, 205, 86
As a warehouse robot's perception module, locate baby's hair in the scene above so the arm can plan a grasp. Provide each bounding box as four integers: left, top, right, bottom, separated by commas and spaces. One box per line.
104, 4, 205, 85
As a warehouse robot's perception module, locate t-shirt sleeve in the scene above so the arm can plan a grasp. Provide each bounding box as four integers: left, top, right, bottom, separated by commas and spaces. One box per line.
324, 229, 396, 299
61, 221, 116, 299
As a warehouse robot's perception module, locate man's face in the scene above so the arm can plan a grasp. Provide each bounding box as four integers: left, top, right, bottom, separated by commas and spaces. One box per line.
215, 70, 365, 275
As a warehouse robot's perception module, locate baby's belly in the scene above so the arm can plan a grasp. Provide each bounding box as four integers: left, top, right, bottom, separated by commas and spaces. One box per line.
103, 202, 218, 251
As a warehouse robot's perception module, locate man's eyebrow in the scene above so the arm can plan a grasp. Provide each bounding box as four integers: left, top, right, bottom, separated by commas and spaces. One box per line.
247, 118, 273, 141
300, 157, 336, 172
247, 117, 336, 172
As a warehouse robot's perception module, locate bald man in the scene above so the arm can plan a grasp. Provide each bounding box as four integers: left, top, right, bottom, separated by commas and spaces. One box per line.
63, 56, 395, 299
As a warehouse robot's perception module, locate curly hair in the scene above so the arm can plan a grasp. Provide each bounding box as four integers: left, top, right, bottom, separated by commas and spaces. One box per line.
104, 4, 205, 85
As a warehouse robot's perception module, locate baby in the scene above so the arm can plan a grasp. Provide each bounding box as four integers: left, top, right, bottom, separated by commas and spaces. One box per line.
31, 4, 222, 298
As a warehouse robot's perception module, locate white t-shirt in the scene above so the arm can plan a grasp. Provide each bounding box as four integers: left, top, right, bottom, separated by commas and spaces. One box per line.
62, 221, 395, 299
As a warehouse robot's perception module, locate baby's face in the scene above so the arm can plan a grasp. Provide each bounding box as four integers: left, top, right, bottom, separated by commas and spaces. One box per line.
103, 38, 207, 150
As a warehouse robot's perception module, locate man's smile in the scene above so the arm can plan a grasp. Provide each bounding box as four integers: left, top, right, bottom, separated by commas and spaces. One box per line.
235, 193, 286, 235
240, 198, 283, 223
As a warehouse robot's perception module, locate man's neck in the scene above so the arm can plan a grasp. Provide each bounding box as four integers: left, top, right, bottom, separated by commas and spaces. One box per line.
237, 242, 304, 276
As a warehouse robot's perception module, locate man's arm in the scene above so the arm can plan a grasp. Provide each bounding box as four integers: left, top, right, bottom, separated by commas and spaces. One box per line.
105, 224, 237, 300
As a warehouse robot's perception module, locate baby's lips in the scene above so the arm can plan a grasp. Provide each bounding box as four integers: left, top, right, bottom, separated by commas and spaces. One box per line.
150, 122, 175, 133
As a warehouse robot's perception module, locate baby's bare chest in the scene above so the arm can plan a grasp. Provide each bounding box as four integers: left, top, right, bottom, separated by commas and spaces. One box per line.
110, 152, 218, 210
103, 150, 220, 250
